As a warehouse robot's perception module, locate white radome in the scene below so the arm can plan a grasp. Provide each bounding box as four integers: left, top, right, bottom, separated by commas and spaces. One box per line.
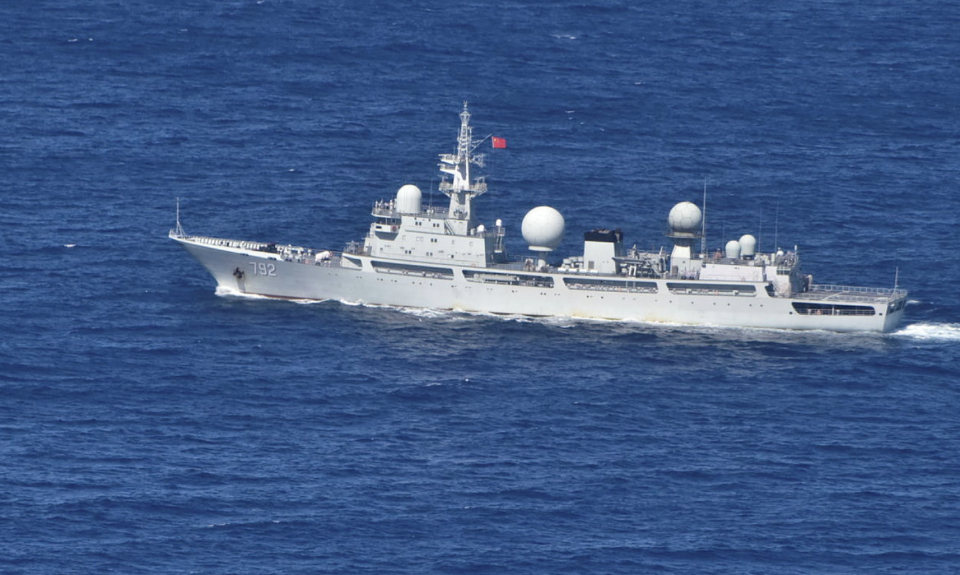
739, 234, 757, 257
668, 201, 702, 233
396, 184, 422, 214
725, 240, 741, 259
521, 206, 565, 251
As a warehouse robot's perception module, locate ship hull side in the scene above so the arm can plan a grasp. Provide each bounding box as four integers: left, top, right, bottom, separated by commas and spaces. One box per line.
176, 239, 902, 333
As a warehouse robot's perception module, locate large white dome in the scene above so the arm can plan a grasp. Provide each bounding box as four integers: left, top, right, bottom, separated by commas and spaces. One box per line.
668, 201, 702, 233
395, 184, 422, 214
521, 206, 565, 252
725, 239, 741, 259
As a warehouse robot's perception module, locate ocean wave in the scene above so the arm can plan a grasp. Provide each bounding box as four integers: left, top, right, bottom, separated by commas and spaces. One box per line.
892, 323, 960, 342
214, 286, 272, 300
397, 307, 458, 320
213, 286, 329, 304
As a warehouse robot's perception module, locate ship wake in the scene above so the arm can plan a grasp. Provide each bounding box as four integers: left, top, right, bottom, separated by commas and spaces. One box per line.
214, 286, 329, 304
891, 323, 960, 342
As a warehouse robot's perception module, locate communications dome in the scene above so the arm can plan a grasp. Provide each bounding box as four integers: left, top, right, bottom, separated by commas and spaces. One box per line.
725, 240, 741, 259
739, 234, 757, 258
396, 184, 422, 214
667, 201, 702, 233
521, 206, 565, 252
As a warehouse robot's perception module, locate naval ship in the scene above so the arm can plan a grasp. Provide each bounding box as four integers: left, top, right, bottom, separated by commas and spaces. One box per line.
170, 104, 908, 333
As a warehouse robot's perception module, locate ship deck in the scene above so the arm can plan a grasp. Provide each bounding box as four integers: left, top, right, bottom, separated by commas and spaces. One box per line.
795, 284, 907, 304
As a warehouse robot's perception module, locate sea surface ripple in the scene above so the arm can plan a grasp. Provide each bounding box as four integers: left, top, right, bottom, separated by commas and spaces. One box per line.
2, 1, 959, 574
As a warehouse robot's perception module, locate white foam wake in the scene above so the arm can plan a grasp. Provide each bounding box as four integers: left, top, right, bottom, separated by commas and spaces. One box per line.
215, 285, 271, 300
214, 286, 327, 304
892, 323, 960, 342
397, 307, 456, 320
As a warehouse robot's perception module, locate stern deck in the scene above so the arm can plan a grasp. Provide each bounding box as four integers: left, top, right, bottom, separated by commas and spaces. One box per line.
796, 284, 908, 305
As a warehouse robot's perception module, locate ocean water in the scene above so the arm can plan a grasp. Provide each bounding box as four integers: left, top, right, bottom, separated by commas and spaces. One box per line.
3, 1, 960, 573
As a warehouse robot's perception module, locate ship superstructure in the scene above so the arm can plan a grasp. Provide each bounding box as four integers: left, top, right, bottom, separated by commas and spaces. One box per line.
170, 104, 908, 333
354, 104, 506, 270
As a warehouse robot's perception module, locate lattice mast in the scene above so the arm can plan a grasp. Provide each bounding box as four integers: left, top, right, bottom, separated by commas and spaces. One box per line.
438, 102, 488, 226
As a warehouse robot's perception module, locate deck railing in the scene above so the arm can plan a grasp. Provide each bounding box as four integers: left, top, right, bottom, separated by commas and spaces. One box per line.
176, 233, 343, 266
804, 284, 908, 303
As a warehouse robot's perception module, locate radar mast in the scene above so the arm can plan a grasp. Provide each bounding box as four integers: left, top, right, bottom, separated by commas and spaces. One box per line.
438, 102, 488, 225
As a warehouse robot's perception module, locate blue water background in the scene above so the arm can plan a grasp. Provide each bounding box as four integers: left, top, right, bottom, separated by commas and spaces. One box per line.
2, 1, 959, 573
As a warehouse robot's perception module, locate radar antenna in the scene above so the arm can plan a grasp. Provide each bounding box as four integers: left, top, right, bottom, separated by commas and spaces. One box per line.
774, 200, 780, 251
700, 179, 707, 257
438, 102, 488, 223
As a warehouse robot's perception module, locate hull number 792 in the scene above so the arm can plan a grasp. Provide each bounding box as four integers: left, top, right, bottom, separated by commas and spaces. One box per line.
249, 262, 277, 277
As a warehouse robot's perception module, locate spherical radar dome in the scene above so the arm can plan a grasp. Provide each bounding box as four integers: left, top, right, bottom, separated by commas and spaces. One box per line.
396, 184, 422, 214
668, 201, 702, 233
521, 206, 565, 252
725, 240, 741, 259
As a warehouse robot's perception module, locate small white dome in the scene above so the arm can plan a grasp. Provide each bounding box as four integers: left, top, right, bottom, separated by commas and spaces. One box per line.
668, 201, 702, 233
739, 234, 757, 257
396, 184, 422, 214
725, 240, 741, 259
521, 206, 565, 252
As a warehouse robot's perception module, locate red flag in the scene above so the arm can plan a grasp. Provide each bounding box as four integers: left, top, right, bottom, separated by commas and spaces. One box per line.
492, 136, 507, 149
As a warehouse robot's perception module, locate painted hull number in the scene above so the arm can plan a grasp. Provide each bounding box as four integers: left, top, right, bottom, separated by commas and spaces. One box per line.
249, 262, 277, 277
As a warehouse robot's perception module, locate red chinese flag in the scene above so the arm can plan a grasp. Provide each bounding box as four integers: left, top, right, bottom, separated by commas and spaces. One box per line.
492, 136, 507, 149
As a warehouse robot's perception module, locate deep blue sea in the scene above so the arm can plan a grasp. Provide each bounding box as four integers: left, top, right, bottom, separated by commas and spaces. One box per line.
3, 1, 960, 573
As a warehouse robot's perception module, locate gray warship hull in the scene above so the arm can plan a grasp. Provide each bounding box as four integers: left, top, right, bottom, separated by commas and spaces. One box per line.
172, 234, 907, 333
